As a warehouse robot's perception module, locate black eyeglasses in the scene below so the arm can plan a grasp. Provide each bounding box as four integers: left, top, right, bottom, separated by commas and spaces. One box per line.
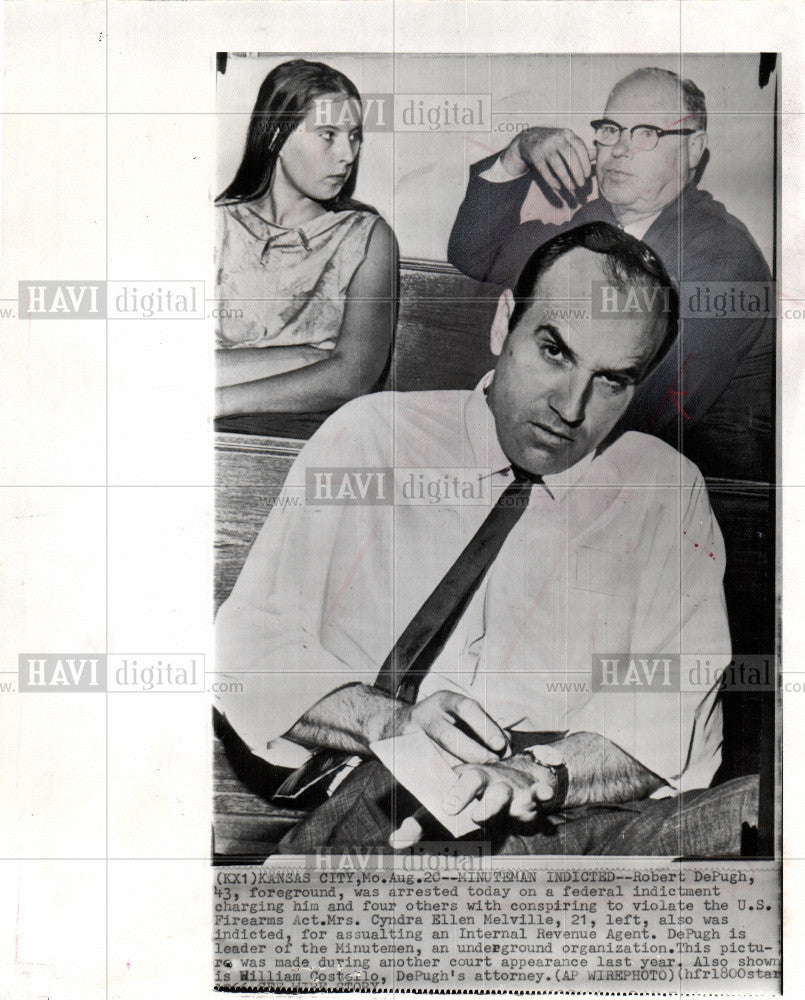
590, 119, 697, 152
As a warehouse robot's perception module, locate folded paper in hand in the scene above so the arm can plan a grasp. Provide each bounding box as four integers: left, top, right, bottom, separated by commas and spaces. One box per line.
370, 731, 480, 838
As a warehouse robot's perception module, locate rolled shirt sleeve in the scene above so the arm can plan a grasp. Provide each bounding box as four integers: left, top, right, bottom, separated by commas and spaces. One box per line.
479, 154, 529, 183
214, 401, 392, 762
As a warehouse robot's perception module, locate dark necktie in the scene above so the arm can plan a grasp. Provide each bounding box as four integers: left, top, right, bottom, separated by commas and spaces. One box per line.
376, 468, 540, 703
273, 468, 541, 804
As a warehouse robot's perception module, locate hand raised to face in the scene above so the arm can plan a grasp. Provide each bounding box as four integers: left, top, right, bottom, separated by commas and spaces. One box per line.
503, 126, 595, 196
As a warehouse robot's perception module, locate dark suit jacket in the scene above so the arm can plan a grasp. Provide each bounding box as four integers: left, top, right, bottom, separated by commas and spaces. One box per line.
448, 154, 774, 481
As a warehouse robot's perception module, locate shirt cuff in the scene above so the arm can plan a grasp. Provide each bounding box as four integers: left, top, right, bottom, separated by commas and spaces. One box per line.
479, 153, 529, 183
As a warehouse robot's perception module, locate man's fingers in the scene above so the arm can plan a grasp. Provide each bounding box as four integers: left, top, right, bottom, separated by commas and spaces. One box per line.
545, 150, 576, 194
522, 128, 592, 192
429, 719, 499, 764
531, 744, 563, 767
560, 144, 589, 189
448, 696, 508, 755
444, 768, 487, 814
510, 785, 541, 820
565, 130, 594, 178
471, 781, 513, 823
389, 816, 424, 850
528, 154, 562, 192
442, 766, 553, 824
533, 778, 555, 802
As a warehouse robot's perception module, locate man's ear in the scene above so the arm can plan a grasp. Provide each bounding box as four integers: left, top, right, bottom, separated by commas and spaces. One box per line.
490, 288, 515, 356
688, 130, 707, 172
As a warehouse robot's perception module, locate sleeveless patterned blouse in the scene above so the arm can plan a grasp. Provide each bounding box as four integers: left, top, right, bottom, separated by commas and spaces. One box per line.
216, 203, 379, 350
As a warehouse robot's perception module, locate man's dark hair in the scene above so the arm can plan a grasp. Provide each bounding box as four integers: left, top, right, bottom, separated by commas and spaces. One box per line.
508, 221, 679, 380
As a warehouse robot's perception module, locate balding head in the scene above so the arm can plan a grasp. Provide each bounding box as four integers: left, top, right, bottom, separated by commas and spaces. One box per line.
596, 67, 708, 222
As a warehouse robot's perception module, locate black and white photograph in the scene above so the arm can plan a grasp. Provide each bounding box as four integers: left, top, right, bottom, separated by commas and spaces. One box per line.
211, 50, 780, 991
2, 3, 801, 998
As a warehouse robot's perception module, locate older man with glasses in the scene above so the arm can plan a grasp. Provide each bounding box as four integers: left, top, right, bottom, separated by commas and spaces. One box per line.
448, 67, 774, 482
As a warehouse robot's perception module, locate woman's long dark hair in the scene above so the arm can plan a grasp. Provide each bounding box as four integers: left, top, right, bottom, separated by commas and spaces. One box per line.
217, 59, 373, 213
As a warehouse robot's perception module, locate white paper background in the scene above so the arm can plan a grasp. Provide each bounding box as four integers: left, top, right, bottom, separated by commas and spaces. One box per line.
0, 2, 802, 998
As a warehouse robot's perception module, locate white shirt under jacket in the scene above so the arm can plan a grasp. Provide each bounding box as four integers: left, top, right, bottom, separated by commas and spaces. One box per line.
215, 376, 728, 796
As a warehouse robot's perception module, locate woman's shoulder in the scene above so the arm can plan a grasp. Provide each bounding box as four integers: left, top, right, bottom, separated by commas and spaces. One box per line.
313, 211, 396, 295
337, 213, 397, 277
322, 208, 393, 255
331, 204, 380, 227
215, 200, 246, 236
215, 200, 239, 218
362, 214, 397, 259
338, 208, 395, 245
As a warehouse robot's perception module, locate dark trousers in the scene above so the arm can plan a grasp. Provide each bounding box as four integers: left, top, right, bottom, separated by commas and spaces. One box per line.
277, 761, 759, 857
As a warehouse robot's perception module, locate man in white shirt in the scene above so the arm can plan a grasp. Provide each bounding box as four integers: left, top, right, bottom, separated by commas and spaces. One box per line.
215, 221, 758, 854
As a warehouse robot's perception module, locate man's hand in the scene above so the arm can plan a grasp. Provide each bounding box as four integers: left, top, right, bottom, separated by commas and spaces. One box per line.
393, 691, 509, 764
501, 127, 594, 196
389, 753, 556, 850
445, 755, 556, 823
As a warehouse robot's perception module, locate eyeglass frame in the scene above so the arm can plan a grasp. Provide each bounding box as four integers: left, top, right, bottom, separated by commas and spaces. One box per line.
590, 118, 699, 151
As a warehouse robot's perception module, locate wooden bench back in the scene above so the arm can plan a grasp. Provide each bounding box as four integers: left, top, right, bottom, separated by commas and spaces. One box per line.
382, 262, 496, 392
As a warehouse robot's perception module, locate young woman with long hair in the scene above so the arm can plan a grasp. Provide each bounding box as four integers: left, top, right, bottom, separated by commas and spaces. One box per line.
215, 59, 398, 416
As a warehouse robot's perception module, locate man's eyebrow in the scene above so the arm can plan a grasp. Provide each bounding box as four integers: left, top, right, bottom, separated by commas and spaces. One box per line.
536, 324, 577, 364
599, 362, 643, 383
537, 324, 645, 381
